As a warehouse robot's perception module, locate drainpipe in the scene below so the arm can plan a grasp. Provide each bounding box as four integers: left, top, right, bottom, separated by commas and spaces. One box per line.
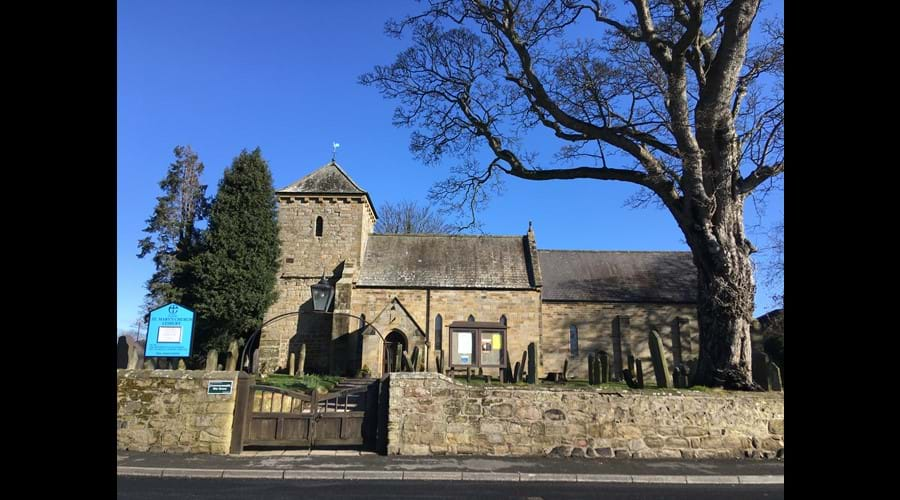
425, 288, 431, 371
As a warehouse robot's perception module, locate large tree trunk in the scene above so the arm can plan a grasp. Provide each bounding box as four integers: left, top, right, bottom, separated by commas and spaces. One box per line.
686, 199, 761, 390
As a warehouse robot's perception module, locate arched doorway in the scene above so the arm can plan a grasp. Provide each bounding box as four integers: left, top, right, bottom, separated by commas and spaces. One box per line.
383, 330, 408, 373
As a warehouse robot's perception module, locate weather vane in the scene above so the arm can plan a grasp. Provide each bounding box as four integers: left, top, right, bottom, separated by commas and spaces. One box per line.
332, 141, 340, 161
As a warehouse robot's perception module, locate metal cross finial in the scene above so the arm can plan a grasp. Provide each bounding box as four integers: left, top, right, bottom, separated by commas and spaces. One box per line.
331, 142, 340, 162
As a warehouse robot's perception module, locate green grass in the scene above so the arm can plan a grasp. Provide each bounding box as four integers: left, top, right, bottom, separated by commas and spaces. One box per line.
450, 376, 726, 393
255, 373, 342, 393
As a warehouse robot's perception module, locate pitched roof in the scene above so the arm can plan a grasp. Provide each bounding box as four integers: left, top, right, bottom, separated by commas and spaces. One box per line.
357, 234, 537, 289
538, 250, 697, 303
278, 161, 366, 194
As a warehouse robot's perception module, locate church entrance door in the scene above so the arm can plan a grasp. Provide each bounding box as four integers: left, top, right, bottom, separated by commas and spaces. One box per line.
383, 330, 408, 373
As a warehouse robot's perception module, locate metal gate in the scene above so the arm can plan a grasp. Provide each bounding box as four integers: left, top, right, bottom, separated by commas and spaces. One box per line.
242, 379, 378, 449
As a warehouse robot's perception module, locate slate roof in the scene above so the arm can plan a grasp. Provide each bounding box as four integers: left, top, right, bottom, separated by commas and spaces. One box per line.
357, 234, 536, 289
538, 250, 697, 303
278, 161, 377, 217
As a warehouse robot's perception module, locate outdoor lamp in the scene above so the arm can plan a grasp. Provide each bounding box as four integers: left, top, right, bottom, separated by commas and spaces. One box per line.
311, 276, 335, 312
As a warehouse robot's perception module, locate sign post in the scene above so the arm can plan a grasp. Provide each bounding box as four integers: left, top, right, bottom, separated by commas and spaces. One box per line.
144, 303, 196, 359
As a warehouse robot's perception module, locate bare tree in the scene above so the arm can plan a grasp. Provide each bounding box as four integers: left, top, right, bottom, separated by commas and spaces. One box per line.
361, 0, 783, 389
375, 200, 455, 234
764, 218, 783, 309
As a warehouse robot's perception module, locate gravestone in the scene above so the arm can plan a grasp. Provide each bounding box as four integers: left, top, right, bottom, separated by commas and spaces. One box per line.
648, 329, 671, 388
177, 359, 186, 370
117, 337, 130, 369
527, 343, 537, 384
588, 354, 595, 384
768, 361, 783, 391
636, 359, 644, 388
288, 352, 296, 376
127, 346, 140, 369
251, 348, 260, 373
205, 349, 218, 371
225, 340, 239, 371
752, 351, 770, 390
143, 359, 155, 370
599, 351, 610, 383
298, 344, 307, 375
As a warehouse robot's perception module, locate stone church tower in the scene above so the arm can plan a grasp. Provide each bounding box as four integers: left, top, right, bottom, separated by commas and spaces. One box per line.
258, 161, 377, 373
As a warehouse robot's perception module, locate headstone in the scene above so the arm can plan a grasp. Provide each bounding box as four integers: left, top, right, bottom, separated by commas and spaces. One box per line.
527, 343, 537, 384
225, 340, 239, 371
636, 359, 644, 388
217, 363, 223, 371
177, 359, 186, 370
767, 362, 783, 391
503, 349, 512, 381
402, 350, 412, 372
623, 368, 638, 388
466, 366, 471, 382
143, 359, 155, 370
561, 358, 569, 382
648, 329, 671, 388
592, 356, 601, 385
599, 351, 610, 383
251, 349, 260, 374
127, 346, 140, 369
205, 349, 218, 371
411, 346, 420, 372
513, 361, 522, 383
628, 354, 636, 378
288, 352, 296, 376
157, 357, 169, 370
752, 351, 770, 390
588, 354, 595, 385
298, 344, 307, 375
519, 350, 528, 383
117, 337, 130, 368
673, 365, 683, 388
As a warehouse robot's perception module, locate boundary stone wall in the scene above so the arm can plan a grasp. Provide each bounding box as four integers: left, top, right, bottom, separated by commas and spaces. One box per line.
117, 370, 247, 455
388, 372, 783, 459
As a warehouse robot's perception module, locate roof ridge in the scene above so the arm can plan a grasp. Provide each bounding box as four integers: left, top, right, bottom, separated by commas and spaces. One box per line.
539, 249, 692, 254
278, 160, 366, 194
370, 233, 524, 238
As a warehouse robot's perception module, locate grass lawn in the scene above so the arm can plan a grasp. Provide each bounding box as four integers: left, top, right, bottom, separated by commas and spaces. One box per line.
254, 373, 342, 393
449, 375, 724, 393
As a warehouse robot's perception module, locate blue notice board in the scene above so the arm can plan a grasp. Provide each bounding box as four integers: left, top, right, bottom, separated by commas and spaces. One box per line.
145, 303, 195, 358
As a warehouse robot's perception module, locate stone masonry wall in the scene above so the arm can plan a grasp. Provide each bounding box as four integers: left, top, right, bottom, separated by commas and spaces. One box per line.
117, 370, 246, 455
352, 288, 542, 377
388, 372, 784, 459
542, 302, 698, 378
260, 194, 374, 372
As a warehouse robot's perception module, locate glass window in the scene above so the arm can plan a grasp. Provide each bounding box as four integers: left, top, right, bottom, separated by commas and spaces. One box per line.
499, 315, 507, 326
435, 314, 443, 351
480, 331, 502, 365
569, 325, 579, 356
451, 330, 473, 365
468, 314, 475, 322
315, 216, 323, 237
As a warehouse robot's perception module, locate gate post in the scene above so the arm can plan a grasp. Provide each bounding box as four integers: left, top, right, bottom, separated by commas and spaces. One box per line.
229, 372, 252, 455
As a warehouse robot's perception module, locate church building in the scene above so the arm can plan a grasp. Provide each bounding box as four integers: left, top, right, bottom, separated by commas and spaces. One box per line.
258, 161, 699, 380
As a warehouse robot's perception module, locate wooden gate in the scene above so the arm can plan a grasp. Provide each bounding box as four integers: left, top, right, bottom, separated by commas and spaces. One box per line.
242, 379, 379, 449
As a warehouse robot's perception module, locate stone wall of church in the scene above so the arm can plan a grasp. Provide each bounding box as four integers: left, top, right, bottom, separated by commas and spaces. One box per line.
259, 277, 332, 374
351, 287, 543, 378
541, 302, 699, 379
276, 195, 374, 278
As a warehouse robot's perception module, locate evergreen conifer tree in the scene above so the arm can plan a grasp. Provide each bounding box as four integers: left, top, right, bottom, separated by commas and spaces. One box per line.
193, 148, 281, 352
137, 145, 209, 311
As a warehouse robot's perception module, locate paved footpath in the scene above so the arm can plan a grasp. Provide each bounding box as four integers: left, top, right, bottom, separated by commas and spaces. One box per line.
118, 450, 783, 484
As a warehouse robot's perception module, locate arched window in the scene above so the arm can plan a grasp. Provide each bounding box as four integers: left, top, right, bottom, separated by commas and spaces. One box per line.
435, 314, 443, 350
499, 315, 507, 326
315, 216, 323, 237
468, 315, 475, 322
569, 325, 579, 356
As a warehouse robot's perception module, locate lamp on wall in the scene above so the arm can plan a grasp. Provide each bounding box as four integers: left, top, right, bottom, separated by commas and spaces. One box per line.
310, 276, 335, 312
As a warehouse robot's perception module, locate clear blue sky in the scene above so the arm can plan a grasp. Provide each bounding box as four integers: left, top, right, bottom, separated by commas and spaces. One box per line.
118, 1, 784, 333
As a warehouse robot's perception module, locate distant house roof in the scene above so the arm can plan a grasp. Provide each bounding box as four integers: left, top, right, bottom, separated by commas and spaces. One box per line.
278, 161, 377, 218
538, 250, 697, 303
357, 234, 537, 289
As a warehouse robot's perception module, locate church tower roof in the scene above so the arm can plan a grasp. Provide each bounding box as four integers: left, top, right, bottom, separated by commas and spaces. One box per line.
278, 160, 367, 195
277, 160, 377, 218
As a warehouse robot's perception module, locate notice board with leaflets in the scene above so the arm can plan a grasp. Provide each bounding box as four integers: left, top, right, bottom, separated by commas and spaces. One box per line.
448, 321, 507, 369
